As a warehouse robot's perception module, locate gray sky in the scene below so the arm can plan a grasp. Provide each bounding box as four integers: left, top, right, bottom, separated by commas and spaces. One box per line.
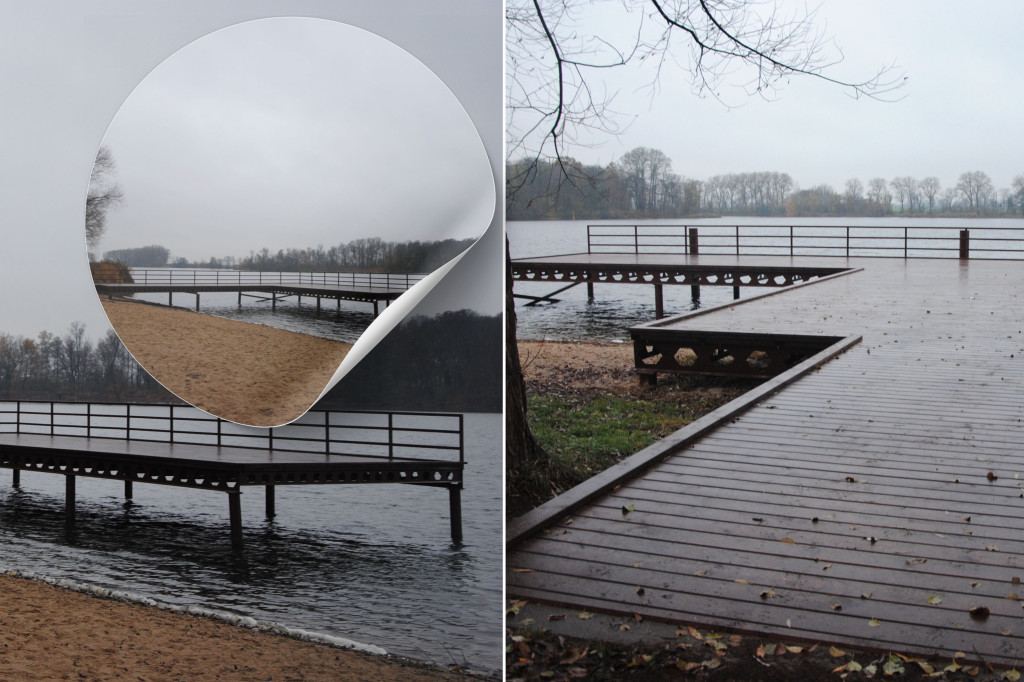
526, 0, 1024, 193
100, 17, 493, 261
0, 1, 501, 340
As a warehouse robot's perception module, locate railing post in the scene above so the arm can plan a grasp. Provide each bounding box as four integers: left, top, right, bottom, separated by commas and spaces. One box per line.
959, 229, 970, 259
87, 403, 91, 438
790, 226, 794, 256
688, 227, 700, 255
735, 225, 740, 256
388, 413, 394, 460
126, 403, 131, 440
633, 225, 639, 255
16, 401, 20, 435
169, 406, 174, 444
587, 224, 592, 254
458, 414, 464, 464
50, 401, 54, 435
904, 226, 908, 259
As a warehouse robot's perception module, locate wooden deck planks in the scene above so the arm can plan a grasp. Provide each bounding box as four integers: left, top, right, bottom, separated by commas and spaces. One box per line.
508, 257, 1024, 665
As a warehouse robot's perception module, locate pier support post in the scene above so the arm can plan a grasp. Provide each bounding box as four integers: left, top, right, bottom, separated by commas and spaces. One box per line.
691, 285, 701, 302
238, 292, 242, 307
65, 474, 76, 524
586, 281, 594, 300
265, 484, 275, 519
272, 293, 277, 311
733, 285, 740, 300
124, 479, 133, 500
228, 490, 243, 548
12, 468, 19, 488
374, 301, 380, 317
195, 293, 200, 312
688, 227, 700, 255
316, 297, 321, 317
168, 292, 172, 307
654, 284, 664, 319
449, 485, 463, 543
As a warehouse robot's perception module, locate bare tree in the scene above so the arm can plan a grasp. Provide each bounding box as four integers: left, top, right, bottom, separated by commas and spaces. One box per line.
920, 176, 941, 213
85, 146, 124, 260
506, 0, 904, 477
956, 170, 994, 216
890, 176, 912, 214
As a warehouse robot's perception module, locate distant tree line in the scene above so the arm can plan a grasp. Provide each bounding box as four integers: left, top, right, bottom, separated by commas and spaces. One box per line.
508, 148, 1024, 219
104, 238, 476, 274
0, 323, 177, 402
321, 310, 501, 413
102, 245, 170, 267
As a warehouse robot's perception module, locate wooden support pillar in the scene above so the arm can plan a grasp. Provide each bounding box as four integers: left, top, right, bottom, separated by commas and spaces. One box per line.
654, 284, 664, 319
959, 229, 970, 259
168, 292, 172, 307
12, 468, 19, 488
65, 474, 76, 525
733, 285, 741, 300
688, 227, 700, 255
238, 291, 242, 307
449, 485, 463, 543
374, 300, 380, 317
195, 293, 200, 312
586, 281, 595, 300
691, 285, 701, 302
265, 484, 275, 519
316, 297, 321, 317
124, 479, 133, 500
228, 491, 243, 549
272, 293, 277, 311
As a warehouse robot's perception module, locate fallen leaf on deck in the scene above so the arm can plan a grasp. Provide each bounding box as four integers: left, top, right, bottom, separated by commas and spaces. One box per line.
970, 582, 981, 588
507, 600, 529, 615
927, 596, 942, 605
621, 504, 635, 515
786, 645, 804, 654
687, 626, 703, 641
774, 642, 787, 656
988, 472, 999, 481
962, 516, 972, 522
1014, 576, 1021, 584
781, 537, 795, 544
1007, 593, 1021, 601
969, 606, 990, 621
760, 589, 777, 600
693, 569, 707, 577
512, 568, 534, 573
822, 564, 833, 571
548, 614, 566, 621
1003, 669, 1021, 682
907, 558, 928, 565
831, 603, 843, 611
752, 517, 764, 523
883, 654, 906, 675
734, 579, 749, 585
918, 661, 936, 674
829, 645, 846, 658
635, 586, 645, 596
578, 611, 594, 620
756, 643, 766, 659
868, 618, 880, 627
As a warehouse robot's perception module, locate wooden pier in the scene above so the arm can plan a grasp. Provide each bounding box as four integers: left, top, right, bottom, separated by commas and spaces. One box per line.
95, 269, 425, 317
508, 255, 1024, 667
0, 402, 463, 549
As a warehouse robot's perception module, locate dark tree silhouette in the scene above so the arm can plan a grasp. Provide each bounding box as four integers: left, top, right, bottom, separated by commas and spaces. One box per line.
85, 146, 124, 259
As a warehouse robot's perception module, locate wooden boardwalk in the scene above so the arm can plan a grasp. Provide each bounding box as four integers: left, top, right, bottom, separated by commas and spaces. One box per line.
508, 256, 1024, 666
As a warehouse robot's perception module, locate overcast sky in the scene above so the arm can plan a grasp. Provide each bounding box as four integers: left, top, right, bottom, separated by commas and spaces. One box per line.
100, 17, 493, 262
0, 1, 500, 340
535, 0, 1024, 193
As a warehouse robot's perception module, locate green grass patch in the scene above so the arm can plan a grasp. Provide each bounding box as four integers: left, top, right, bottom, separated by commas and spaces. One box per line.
526, 393, 693, 494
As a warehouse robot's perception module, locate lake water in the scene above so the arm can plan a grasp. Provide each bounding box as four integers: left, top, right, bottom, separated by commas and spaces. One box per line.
0, 412, 502, 674
508, 217, 1024, 341
130, 287, 378, 344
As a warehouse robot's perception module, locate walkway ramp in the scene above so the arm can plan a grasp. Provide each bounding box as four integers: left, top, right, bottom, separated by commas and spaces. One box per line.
508, 257, 1024, 666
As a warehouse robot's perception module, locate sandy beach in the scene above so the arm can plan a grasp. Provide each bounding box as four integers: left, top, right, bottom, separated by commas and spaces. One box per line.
101, 300, 352, 427
0, 573, 467, 680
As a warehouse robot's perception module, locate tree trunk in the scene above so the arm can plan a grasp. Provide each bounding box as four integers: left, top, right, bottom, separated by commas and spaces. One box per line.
505, 236, 544, 472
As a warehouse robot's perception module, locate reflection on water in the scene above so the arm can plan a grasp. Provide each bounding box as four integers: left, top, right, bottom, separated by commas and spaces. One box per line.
0, 414, 501, 674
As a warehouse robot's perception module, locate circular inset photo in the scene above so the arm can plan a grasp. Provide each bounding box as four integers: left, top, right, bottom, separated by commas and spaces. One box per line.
87, 17, 494, 426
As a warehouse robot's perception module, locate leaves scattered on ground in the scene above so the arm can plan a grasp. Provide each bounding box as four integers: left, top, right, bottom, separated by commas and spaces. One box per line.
506, 619, 1019, 681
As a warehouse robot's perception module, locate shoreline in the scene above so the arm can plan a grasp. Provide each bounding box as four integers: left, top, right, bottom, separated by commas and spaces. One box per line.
0, 569, 476, 680
101, 298, 353, 427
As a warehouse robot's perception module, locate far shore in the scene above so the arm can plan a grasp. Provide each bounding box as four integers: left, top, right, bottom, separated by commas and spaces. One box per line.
101, 299, 351, 426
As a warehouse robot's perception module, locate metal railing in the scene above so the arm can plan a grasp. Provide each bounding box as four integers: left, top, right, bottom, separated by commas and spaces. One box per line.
587, 224, 1024, 259
0, 401, 463, 463
127, 269, 427, 290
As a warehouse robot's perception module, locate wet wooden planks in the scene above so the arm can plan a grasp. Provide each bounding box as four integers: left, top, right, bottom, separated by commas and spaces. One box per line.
508, 257, 1024, 665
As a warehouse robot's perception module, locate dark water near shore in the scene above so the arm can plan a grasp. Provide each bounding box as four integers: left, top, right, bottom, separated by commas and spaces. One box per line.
0, 413, 502, 673
130, 288, 377, 344
508, 217, 1024, 341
